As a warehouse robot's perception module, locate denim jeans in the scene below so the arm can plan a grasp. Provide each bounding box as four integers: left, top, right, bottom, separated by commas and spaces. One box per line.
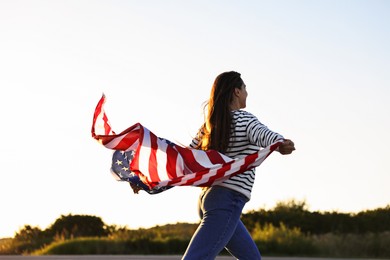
182, 186, 261, 260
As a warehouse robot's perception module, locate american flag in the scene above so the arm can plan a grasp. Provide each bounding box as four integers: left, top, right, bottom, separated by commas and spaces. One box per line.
92, 94, 282, 194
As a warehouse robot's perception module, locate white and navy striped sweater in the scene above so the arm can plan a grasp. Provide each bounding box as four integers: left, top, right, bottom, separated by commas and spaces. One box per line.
190, 110, 284, 200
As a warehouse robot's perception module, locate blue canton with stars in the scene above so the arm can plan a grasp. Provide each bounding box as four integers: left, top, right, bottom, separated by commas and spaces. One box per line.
111, 150, 171, 194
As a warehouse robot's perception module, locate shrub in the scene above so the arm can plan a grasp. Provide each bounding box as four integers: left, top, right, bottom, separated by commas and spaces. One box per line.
252, 223, 318, 256
0, 238, 13, 255
35, 237, 189, 255
36, 237, 129, 255
312, 231, 390, 258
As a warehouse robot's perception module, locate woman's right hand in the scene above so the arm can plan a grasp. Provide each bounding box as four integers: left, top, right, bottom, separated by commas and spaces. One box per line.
278, 139, 295, 155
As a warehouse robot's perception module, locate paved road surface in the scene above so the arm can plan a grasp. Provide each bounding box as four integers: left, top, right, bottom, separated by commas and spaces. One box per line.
0, 256, 386, 260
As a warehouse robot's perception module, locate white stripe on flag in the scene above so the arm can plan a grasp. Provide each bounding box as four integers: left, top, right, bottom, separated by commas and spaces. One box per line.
138, 129, 153, 180
191, 150, 223, 168
192, 168, 218, 186
175, 151, 185, 177
155, 141, 169, 182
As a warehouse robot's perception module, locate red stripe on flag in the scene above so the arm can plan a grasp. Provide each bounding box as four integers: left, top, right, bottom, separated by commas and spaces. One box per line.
183, 170, 205, 186
166, 144, 179, 179
91, 95, 106, 138
203, 163, 233, 186
175, 146, 207, 173
205, 150, 226, 165
95, 124, 140, 149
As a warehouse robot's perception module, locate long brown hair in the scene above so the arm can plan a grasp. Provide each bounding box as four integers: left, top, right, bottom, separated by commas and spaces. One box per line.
197, 71, 244, 153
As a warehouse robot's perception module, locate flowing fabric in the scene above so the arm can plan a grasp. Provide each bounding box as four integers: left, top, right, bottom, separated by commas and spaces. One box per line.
91, 95, 282, 194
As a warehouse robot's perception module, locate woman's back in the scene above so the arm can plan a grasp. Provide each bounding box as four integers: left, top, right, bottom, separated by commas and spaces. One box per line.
217, 110, 284, 199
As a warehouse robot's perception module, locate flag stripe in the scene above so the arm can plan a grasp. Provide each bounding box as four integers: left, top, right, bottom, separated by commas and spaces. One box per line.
166, 144, 179, 179
148, 130, 160, 182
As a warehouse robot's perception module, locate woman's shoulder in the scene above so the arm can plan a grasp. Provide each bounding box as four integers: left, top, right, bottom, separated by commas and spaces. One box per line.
232, 110, 258, 120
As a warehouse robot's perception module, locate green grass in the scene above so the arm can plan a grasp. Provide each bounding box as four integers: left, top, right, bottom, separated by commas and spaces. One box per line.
29, 227, 390, 258
35, 237, 189, 255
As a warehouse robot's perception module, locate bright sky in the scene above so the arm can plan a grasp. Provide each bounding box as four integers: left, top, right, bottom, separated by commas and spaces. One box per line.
1, 0, 389, 239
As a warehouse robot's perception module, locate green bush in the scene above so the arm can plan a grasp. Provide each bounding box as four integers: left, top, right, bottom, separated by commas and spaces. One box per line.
32, 228, 390, 258
312, 231, 390, 258
35, 237, 189, 255
0, 238, 13, 255
252, 223, 318, 256
36, 237, 128, 255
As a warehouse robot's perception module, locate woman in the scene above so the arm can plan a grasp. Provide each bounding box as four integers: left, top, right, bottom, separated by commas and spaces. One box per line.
182, 71, 295, 260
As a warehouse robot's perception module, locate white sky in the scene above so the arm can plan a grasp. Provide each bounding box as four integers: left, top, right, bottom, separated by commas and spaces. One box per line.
0, 0, 389, 238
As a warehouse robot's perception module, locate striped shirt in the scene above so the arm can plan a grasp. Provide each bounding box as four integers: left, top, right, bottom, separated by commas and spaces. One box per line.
191, 110, 284, 200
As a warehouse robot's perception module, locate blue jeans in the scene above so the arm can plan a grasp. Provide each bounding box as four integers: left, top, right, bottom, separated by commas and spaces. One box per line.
182, 186, 261, 260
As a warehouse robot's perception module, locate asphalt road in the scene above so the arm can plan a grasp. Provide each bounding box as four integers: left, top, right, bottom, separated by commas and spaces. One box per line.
0, 256, 386, 260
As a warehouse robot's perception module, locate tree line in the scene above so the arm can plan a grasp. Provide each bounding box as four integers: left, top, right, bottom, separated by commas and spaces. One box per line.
241, 200, 390, 234
1, 200, 389, 256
